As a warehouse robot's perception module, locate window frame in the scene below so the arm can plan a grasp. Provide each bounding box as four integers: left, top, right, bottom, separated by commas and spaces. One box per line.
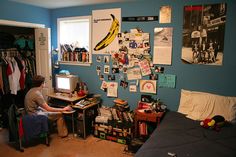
57, 15, 92, 66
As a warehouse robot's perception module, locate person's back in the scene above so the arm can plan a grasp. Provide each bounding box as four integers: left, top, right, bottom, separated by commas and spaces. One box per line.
24, 75, 71, 137
24, 87, 45, 115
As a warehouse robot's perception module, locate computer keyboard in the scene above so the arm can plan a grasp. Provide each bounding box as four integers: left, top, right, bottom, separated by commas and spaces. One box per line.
75, 100, 91, 107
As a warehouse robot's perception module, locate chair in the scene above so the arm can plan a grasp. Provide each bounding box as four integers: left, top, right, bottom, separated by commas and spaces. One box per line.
8, 105, 49, 152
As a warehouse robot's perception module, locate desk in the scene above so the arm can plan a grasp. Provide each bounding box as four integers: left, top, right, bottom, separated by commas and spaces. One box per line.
47, 92, 86, 137
47, 93, 86, 105
134, 110, 165, 137
47, 92, 100, 139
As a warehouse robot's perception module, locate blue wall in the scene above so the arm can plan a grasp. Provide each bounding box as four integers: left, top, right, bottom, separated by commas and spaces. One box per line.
50, 0, 236, 110
0, 0, 50, 27
1, 0, 236, 111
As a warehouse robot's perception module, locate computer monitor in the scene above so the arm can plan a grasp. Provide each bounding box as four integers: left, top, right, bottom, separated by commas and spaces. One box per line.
55, 74, 79, 93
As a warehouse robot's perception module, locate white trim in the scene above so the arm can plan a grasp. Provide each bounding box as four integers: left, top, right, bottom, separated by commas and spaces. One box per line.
0, 19, 45, 28
59, 61, 91, 66
57, 15, 92, 65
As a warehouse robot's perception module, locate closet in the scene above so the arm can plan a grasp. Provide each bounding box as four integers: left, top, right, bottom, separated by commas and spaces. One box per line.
0, 23, 52, 128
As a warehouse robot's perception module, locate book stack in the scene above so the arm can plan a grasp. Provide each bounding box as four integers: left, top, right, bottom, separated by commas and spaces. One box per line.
113, 98, 129, 112
111, 98, 133, 123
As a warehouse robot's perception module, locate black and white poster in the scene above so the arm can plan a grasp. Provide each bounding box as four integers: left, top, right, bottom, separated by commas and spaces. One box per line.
181, 3, 226, 65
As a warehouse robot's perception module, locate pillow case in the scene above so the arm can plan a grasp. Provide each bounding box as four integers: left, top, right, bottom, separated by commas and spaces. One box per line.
178, 89, 236, 122
178, 89, 193, 115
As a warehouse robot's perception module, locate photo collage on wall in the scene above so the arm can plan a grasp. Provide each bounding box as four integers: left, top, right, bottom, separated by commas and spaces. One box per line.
93, 7, 176, 97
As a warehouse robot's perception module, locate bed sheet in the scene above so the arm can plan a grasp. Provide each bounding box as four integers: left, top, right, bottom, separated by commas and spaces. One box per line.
135, 111, 236, 157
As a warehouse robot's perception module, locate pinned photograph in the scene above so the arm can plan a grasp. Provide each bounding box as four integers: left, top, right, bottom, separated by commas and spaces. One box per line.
112, 75, 116, 80
100, 81, 108, 91
104, 56, 110, 64
123, 67, 127, 73
99, 74, 104, 80
108, 75, 112, 80
96, 56, 102, 62
104, 65, 110, 74
120, 80, 128, 89
96, 66, 101, 75
154, 66, 164, 73
96, 65, 101, 71
112, 67, 119, 74
149, 74, 158, 80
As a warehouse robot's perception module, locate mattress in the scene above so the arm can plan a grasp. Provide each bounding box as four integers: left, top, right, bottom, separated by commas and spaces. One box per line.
135, 111, 236, 157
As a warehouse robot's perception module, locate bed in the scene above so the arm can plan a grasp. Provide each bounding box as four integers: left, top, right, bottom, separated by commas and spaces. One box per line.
135, 89, 236, 157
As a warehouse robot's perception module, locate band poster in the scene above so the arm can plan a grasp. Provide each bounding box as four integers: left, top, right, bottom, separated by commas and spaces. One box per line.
92, 8, 121, 54
181, 3, 227, 65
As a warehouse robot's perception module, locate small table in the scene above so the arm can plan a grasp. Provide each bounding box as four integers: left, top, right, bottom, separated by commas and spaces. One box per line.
134, 109, 165, 137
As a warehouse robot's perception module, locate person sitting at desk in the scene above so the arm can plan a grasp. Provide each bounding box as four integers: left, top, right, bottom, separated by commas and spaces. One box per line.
24, 75, 72, 137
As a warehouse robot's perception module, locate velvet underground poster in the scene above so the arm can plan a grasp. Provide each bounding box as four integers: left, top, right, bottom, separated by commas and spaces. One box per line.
92, 8, 121, 54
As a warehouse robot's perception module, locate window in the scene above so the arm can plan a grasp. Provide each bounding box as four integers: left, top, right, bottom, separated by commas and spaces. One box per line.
57, 16, 92, 65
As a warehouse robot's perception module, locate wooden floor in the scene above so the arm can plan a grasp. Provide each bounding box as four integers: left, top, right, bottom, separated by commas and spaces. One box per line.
0, 129, 134, 157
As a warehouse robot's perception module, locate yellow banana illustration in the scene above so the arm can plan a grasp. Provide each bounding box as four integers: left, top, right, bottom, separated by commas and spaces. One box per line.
94, 14, 119, 51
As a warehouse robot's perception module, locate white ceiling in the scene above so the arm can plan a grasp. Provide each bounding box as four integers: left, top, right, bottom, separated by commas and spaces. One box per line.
9, 0, 137, 9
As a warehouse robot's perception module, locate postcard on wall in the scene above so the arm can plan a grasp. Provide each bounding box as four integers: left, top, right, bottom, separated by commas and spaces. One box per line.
181, 3, 226, 65
129, 85, 137, 92
107, 82, 118, 97
139, 59, 151, 76
158, 74, 176, 88
153, 27, 173, 65
92, 8, 121, 54
100, 81, 108, 90
159, 6, 172, 23
127, 68, 142, 80
140, 80, 157, 94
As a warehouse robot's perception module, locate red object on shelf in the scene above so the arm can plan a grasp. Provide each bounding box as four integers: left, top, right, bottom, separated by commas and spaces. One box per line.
138, 102, 151, 110
77, 90, 86, 96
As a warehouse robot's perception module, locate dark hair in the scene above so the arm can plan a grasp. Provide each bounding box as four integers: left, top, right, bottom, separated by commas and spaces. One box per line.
32, 75, 45, 87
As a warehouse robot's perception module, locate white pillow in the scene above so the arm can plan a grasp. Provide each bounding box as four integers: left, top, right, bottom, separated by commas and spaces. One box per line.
178, 89, 193, 115
178, 89, 236, 122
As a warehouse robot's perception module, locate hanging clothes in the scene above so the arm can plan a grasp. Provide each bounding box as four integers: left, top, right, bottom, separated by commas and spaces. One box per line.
0, 65, 3, 93
7, 57, 21, 95
0, 57, 10, 94
14, 56, 26, 90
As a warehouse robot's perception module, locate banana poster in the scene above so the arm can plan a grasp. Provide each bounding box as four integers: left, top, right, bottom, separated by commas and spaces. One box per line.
92, 8, 121, 54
